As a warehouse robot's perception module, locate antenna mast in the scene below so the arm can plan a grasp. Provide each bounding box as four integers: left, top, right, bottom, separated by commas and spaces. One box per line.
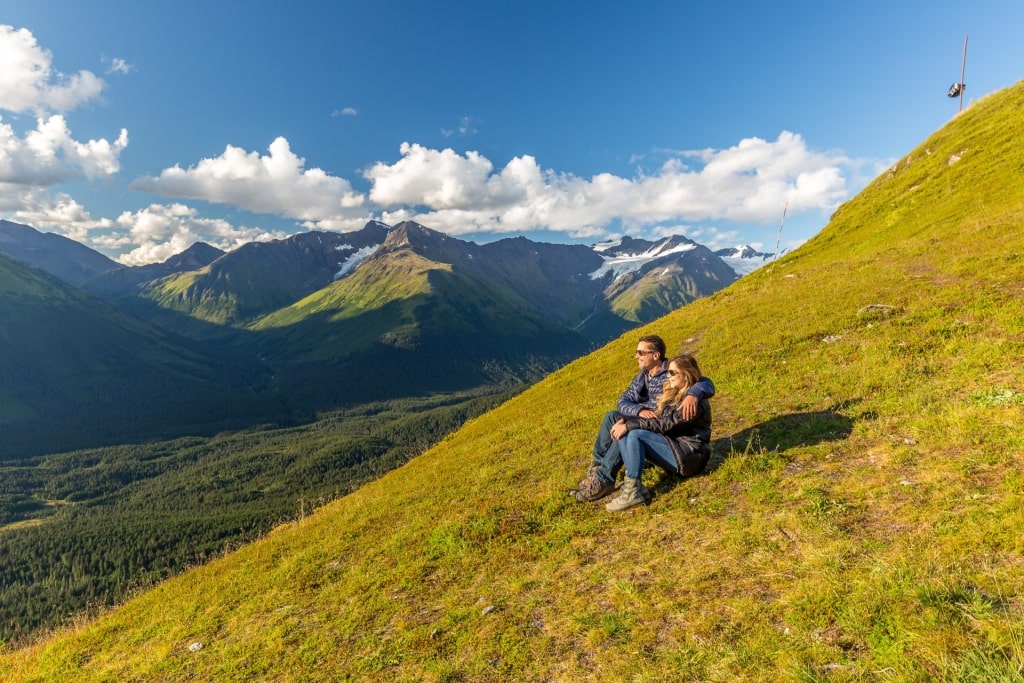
959, 35, 968, 112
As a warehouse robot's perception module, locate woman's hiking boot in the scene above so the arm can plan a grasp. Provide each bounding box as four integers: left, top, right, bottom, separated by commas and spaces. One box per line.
571, 474, 616, 502
605, 476, 650, 512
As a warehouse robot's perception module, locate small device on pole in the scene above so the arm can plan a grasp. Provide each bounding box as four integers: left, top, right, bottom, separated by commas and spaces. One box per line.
947, 35, 968, 112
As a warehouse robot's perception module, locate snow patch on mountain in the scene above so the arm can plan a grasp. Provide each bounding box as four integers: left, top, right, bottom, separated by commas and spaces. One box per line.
592, 238, 622, 253
715, 245, 778, 276
589, 241, 696, 280
334, 244, 379, 279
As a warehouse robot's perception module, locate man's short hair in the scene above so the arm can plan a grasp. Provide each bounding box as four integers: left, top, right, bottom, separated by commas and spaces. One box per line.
638, 334, 666, 360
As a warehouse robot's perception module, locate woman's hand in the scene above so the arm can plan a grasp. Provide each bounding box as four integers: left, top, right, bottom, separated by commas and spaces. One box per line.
610, 420, 628, 440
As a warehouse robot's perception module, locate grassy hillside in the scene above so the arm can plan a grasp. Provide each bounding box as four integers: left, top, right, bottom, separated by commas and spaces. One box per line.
3, 82, 1024, 681
250, 248, 440, 355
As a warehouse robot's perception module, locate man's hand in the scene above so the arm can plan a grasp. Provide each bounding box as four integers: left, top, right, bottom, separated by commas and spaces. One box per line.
637, 409, 657, 419
681, 394, 697, 420
610, 420, 628, 440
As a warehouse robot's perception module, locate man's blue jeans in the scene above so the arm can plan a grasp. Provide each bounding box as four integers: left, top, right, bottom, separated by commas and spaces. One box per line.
591, 410, 625, 485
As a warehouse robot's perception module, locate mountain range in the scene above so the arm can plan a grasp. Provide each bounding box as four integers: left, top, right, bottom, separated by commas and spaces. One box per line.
1, 218, 769, 335
0, 218, 763, 455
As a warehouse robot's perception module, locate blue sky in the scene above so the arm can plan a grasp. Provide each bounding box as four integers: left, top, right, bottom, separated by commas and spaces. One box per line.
2, 1, 1022, 265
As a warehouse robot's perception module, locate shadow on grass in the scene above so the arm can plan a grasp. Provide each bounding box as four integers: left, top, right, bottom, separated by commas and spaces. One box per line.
648, 403, 857, 497
703, 403, 857, 475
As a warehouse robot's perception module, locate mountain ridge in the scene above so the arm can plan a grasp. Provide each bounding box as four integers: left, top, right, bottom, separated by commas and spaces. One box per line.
0, 219, 123, 286
0, 218, 751, 345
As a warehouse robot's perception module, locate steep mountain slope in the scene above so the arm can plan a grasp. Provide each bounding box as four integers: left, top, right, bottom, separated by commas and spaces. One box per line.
6, 83, 1023, 680
250, 222, 593, 410
81, 241, 225, 298
0, 219, 123, 286
0, 253, 274, 457
134, 222, 391, 327
457, 234, 607, 328
584, 235, 739, 340
0, 388, 510, 644
77, 242, 230, 338
715, 244, 778, 275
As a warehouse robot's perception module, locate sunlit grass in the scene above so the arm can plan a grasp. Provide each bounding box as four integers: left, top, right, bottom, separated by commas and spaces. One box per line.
3, 82, 1024, 681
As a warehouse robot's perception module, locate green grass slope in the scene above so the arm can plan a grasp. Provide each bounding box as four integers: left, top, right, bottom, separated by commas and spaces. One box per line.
249, 248, 440, 355
4, 82, 1024, 681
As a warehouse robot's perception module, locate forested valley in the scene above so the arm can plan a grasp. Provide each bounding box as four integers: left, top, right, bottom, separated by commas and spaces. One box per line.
0, 388, 513, 644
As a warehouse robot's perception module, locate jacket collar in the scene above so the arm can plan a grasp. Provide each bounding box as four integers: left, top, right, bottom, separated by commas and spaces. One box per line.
648, 360, 667, 378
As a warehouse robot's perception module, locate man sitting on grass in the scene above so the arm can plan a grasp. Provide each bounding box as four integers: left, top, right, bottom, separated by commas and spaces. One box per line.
570, 334, 715, 502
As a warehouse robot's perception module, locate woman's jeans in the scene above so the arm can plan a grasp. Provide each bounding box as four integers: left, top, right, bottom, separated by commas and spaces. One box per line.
621, 429, 676, 479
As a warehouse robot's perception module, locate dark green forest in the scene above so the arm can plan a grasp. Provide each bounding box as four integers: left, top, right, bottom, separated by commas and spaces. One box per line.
0, 388, 513, 644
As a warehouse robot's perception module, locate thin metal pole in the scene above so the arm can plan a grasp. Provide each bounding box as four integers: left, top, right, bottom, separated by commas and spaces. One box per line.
959, 35, 968, 112
768, 201, 788, 278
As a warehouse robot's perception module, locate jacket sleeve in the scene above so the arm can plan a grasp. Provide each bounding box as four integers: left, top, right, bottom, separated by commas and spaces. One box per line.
624, 404, 693, 435
685, 376, 715, 400
616, 372, 647, 418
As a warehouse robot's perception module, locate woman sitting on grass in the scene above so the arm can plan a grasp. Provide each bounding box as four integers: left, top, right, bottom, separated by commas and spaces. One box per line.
606, 354, 713, 512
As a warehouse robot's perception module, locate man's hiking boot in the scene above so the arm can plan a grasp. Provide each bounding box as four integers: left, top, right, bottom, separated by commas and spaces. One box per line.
571, 475, 616, 503
577, 462, 601, 489
605, 476, 651, 512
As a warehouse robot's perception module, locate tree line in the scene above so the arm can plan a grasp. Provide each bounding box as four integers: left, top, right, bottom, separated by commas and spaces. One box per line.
0, 388, 512, 645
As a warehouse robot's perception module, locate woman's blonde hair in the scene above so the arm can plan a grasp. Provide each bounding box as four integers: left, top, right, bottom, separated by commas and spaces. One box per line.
657, 354, 702, 415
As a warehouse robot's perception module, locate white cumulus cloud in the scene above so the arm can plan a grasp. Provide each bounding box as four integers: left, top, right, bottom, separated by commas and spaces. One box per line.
366, 142, 496, 209
130, 136, 368, 225
0, 26, 126, 190
107, 203, 291, 266
361, 132, 862, 239
8, 192, 114, 243
0, 114, 128, 185
0, 25, 105, 113
10, 129, 869, 264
